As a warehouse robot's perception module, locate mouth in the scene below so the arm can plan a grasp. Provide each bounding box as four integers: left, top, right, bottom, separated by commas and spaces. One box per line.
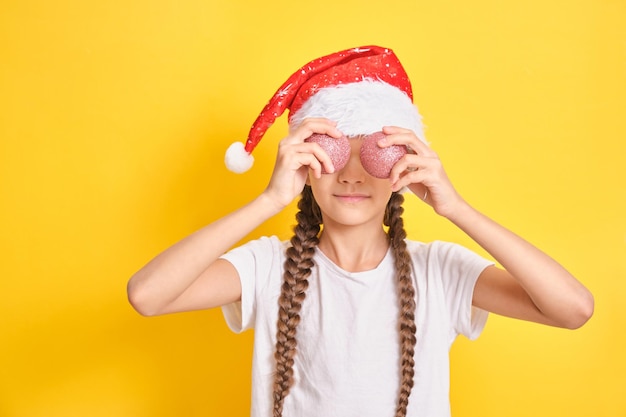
334, 193, 369, 203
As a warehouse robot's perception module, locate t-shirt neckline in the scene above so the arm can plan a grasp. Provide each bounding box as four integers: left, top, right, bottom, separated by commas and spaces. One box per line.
314, 245, 394, 280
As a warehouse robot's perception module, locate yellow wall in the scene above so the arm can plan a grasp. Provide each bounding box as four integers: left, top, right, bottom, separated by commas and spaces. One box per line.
1, 1, 624, 416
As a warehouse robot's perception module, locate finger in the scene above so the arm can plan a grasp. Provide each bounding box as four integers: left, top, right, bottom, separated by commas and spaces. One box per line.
390, 169, 428, 193
381, 125, 414, 136
298, 142, 336, 174
289, 118, 344, 143
281, 141, 336, 175
302, 154, 324, 179
388, 153, 427, 184
389, 153, 447, 193
281, 150, 325, 178
381, 126, 435, 157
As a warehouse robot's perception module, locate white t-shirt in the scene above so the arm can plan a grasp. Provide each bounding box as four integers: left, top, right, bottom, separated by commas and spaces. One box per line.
221, 236, 492, 417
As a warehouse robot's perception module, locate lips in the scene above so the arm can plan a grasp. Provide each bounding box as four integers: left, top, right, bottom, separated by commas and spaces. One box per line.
334, 193, 369, 203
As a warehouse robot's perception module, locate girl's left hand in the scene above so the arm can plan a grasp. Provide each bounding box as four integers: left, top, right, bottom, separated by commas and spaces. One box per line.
382, 126, 464, 218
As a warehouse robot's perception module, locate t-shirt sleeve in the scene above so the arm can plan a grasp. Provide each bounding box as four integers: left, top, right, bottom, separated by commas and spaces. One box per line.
219, 236, 279, 333
433, 241, 494, 341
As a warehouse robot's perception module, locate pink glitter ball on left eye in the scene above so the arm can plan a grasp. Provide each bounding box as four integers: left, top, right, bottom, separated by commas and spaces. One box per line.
360, 132, 407, 179
305, 134, 351, 173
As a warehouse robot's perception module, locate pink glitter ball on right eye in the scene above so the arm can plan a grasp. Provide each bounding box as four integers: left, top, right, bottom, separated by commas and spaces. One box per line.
305, 134, 351, 173
360, 132, 407, 179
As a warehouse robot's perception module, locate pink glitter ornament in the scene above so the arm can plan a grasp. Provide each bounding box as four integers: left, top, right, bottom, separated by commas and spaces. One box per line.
305, 134, 350, 173
360, 132, 407, 179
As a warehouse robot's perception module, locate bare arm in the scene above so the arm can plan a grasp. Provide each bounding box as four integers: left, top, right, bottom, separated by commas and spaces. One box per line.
127, 119, 341, 316
383, 126, 594, 329
447, 202, 593, 329
127, 193, 283, 316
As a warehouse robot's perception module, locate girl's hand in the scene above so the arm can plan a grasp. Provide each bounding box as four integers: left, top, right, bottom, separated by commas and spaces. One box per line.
381, 129, 593, 330
263, 118, 343, 209
382, 126, 465, 218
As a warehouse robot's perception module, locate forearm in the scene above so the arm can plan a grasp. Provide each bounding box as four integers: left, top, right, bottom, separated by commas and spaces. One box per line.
127, 192, 284, 314
127, 119, 343, 315
447, 199, 594, 328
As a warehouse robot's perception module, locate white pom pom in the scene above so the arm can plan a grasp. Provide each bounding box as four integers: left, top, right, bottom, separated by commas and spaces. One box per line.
225, 142, 254, 173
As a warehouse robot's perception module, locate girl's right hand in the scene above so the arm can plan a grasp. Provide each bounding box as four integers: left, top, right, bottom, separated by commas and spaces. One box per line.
263, 118, 343, 208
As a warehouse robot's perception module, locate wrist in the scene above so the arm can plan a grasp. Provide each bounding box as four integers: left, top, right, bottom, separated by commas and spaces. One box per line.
257, 190, 290, 216
440, 197, 475, 225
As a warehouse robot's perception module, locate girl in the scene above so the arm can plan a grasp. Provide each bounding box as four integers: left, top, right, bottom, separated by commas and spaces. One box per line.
127, 46, 593, 417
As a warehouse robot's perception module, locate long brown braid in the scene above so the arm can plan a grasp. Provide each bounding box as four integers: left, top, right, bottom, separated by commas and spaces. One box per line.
272, 186, 322, 417
384, 192, 418, 417
272, 188, 417, 417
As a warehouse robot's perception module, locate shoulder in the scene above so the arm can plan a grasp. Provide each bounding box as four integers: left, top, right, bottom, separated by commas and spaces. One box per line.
220, 235, 289, 300
404, 239, 493, 274
219, 236, 289, 283
223, 235, 287, 258
404, 239, 473, 258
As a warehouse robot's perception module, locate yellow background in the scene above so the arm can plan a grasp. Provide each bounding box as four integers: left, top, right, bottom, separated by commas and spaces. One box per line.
1, 0, 624, 416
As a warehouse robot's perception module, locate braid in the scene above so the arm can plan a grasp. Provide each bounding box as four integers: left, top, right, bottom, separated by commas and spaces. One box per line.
272, 186, 321, 417
384, 192, 418, 417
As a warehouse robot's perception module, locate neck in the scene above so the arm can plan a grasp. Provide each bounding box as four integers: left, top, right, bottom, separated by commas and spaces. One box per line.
317, 223, 389, 272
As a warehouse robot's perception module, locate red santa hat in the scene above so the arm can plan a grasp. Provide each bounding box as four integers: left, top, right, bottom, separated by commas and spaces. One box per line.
225, 45, 425, 173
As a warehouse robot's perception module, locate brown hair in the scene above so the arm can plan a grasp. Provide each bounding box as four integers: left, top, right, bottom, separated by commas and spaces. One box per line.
271, 186, 417, 417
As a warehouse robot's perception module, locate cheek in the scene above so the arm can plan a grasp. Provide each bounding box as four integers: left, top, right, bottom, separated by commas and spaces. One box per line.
359, 132, 407, 179
304, 134, 350, 173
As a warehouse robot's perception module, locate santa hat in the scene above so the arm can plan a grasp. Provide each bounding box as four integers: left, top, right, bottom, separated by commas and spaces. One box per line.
225, 45, 425, 173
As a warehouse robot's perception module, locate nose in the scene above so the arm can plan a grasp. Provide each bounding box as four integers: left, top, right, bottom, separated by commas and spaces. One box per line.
337, 140, 366, 184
